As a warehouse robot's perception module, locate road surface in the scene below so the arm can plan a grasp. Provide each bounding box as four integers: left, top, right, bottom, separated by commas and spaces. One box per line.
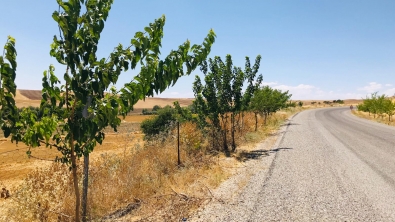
192, 107, 395, 221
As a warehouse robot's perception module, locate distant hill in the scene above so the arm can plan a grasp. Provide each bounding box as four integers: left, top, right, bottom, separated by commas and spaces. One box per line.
15, 89, 194, 112
15, 89, 364, 112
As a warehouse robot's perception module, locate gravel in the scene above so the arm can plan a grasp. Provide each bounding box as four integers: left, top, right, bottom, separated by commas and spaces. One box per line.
190, 107, 395, 221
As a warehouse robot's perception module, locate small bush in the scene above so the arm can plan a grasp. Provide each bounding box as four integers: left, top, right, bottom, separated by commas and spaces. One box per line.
140, 107, 176, 137
152, 105, 162, 112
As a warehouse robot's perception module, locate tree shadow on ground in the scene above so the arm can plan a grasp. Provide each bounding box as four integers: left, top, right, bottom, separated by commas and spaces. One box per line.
236, 147, 292, 162
280, 122, 300, 127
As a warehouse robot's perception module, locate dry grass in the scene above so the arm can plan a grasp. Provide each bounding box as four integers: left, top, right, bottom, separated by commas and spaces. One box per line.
2, 107, 302, 221
352, 110, 395, 126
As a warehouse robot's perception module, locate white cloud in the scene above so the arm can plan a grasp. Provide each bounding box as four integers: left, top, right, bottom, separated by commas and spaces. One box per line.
272, 84, 318, 100
270, 83, 364, 100
384, 88, 395, 96
385, 84, 392, 87
358, 82, 382, 93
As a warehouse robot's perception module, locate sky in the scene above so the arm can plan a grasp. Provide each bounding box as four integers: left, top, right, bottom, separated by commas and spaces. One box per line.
0, 0, 394, 100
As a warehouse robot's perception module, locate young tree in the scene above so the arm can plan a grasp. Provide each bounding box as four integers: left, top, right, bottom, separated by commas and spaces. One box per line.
193, 55, 262, 152
240, 56, 262, 130
249, 86, 291, 131
0, 1, 216, 221
382, 98, 395, 121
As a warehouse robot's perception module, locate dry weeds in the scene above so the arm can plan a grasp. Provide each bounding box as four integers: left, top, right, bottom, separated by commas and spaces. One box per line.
1, 107, 302, 221
352, 110, 395, 126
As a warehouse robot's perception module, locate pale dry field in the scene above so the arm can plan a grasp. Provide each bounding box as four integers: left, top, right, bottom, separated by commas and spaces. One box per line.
15, 89, 193, 110
1, 90, 192, 188
298, 99, 362, 106
0, 116, 147, 189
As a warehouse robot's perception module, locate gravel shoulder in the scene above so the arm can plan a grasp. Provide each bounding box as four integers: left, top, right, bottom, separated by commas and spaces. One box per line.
190, 107, 395, 221
190, 113, 295, 221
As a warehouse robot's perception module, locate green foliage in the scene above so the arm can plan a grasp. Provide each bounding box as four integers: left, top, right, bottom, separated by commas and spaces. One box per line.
2, 1, 215, 163
358, 92, 395, 120
140, 106, 176, 137
173, 101, 194, 122
287, 101, 297, 108
187, 104, 197, 114
249, 86, 292, 124
142, 108, 156, 115
1, 0, 216, 220
333, 99, 344, 104
152, 105, 162, 112
298, 101, 303, 107
193, 54, 262, 152
0, 36, 18, 140
140, 102, 194, 137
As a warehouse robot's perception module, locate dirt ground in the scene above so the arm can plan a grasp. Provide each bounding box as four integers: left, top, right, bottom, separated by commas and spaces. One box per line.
0, 115, 150, 189
1, 90, 186, 189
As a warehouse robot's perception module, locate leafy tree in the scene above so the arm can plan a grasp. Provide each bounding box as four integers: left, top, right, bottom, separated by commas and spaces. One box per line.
240, 56, 262, 130
173, 101, 194, 122
193, 55, 262, 152
298, 101, 303, 107
187, 103, 197, 114
382, 98, 395, 121
357, 92, 395, 121
323, 101, 331, 105
0, 0, 216, 220
152, 105, 162, 112
333, 99, 344, 104
249, 86, 291, 131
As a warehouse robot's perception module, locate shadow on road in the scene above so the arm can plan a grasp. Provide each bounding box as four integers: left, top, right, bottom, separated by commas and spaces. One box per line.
236, 147, 292, 162
280, 122, 300, 127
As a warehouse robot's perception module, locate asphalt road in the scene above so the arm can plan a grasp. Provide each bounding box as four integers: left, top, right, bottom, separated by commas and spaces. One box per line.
192, 107, 395, 221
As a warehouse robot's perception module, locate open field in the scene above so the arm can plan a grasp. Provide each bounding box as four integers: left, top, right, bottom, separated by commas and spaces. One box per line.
14, 89, 194, 112
0, 115, 148, 188
1, 90, 185, 188
297, 99, 362, 106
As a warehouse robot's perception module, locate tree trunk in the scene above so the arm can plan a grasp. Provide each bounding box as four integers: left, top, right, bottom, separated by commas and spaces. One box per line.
240, 112, 244, 132
82, 154, 89, 222
221, 115, 228, 152
212, 127, 215, 151
264, 113, 268, 125
70, 138, 81, 222
231, 113, 236, 152
254, 112, 258, 131
177, 121, 180, 166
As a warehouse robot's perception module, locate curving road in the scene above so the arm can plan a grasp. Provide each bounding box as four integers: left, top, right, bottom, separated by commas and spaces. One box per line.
192, 107, 395, 221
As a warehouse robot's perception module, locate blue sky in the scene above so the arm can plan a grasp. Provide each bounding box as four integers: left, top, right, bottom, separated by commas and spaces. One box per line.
1, 0, 394, 100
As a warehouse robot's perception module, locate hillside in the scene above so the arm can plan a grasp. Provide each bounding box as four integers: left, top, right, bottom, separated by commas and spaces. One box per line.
15, 89, 194, 113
